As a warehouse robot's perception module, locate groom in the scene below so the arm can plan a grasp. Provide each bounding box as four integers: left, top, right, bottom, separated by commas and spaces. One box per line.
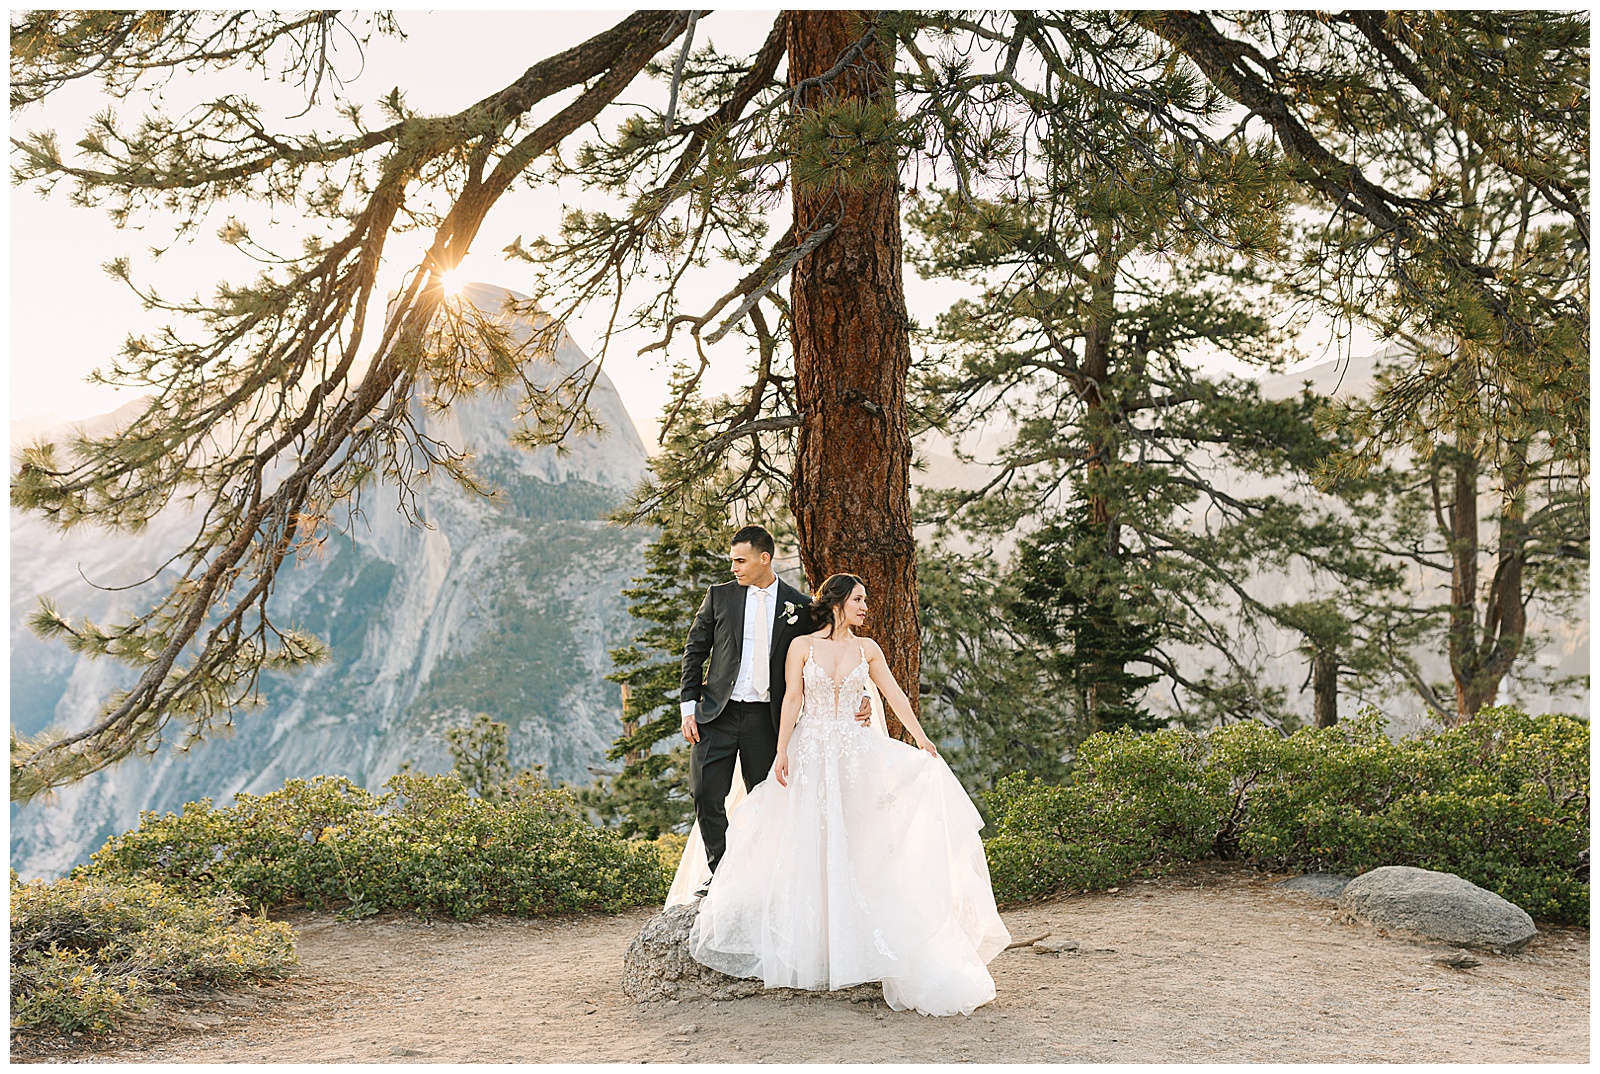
680, 525, 867, 882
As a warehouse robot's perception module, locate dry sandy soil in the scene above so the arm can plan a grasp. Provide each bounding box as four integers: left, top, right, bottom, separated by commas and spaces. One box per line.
16, 861, 1588, 1064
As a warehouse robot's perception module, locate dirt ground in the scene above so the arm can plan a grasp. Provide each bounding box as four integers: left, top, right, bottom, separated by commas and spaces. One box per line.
15, 861, 1588, 1064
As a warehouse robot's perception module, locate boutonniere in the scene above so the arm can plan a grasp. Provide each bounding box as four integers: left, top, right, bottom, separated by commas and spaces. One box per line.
782, 600, 800, 626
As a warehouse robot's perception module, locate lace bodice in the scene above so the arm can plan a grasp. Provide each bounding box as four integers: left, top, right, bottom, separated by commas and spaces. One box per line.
801, 643, 871, 723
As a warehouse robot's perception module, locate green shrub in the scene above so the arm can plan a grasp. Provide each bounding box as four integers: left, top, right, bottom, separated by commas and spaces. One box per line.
985, 727, 1229, 900
985, 706, 1590, 924
88, 771, 669, 920
1229, 707, 1590, 924
9, 872, 295, 1037
651, 831, 690, 874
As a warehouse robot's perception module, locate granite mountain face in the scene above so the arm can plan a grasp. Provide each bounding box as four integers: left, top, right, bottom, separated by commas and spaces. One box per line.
14, 318, 1588, 876
11, 285, 653, 878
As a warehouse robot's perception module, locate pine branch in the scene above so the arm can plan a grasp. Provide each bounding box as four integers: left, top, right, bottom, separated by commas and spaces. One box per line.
11, 11, 690, 801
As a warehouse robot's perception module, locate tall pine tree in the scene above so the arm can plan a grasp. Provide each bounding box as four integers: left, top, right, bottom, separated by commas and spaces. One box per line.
584, 521, 729, 837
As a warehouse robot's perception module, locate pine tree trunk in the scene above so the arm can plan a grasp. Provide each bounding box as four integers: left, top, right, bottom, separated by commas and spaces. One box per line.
1082, 247, 1116, 531
1080, 240, 1120, 721
1446, 445, 1482, 723
1453, 440, 1531, 719
619, 682, 643, 765
787, 11, 919, 740
1311, 649, 1339, 728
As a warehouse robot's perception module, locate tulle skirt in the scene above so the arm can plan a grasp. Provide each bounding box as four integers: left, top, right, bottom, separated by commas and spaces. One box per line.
686, 714, 1010, 1016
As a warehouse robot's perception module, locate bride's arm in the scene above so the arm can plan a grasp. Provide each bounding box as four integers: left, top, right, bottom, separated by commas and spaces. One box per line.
864, 639, 938, 756
772, 640, 809, 786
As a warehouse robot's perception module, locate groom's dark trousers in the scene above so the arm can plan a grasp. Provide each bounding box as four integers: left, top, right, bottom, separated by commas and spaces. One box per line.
688, 699, 777, 874
682, 576, 813, 874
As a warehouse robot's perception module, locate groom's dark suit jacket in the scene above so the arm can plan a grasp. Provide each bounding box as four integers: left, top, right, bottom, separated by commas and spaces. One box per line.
681, 577, 815, 731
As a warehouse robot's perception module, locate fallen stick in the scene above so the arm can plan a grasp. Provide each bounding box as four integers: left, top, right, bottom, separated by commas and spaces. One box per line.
1004, 932, 1050, 949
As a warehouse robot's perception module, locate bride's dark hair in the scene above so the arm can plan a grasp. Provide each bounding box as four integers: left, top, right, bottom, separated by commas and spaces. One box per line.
807, 573, 865, 637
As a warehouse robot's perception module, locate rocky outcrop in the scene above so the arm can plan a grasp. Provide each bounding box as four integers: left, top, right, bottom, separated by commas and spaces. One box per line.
11, 285, 653, 878
622, 903, 764, 1002
1335, 866, 1538, 952
621, 902, 885, 1005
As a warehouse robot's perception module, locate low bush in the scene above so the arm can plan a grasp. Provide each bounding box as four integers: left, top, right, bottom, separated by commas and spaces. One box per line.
1227, 708, 1590, 923
984, 706, 1589, 924
651, 831, 690, 874
9, 872, 295, 1037
88, 770, 670, 920
984, 728, 1228, 899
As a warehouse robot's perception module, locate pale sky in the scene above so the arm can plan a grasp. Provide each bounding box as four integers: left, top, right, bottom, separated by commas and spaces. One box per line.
9, 10, 781, 444
7, 9, 1375, 444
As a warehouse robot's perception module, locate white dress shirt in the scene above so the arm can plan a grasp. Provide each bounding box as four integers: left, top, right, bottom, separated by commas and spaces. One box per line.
682, 577, 780, 718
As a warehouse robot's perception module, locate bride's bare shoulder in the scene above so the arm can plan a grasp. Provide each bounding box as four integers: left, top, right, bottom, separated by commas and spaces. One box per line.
861, 636, 886, 659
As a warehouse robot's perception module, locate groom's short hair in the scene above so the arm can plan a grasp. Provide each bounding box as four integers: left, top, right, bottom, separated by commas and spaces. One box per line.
731, 525, 776, 559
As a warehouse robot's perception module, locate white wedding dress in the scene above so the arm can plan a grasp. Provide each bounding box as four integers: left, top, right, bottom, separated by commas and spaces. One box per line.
684, 642, 1010, 1016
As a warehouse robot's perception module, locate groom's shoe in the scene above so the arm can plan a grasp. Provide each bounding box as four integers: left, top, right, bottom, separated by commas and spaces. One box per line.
693, 876, 711, 898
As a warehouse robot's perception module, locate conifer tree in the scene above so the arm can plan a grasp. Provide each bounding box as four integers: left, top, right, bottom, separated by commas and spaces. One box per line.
443, 711, 515, 803
903, 91, 1402, 728
586, 512, 730, 839
1141, 11, 1589, 471
1009, 517, 1163, 734
915, 547, 1076, 787
900, 10, 1586, 729
582, 383, 801, 836
1287, 115, 1590, 721
9, 10, 951, 789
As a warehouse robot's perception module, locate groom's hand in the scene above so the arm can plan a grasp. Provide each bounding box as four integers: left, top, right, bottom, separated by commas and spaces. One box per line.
853, 695, 873, 727
681, 712, 700, 744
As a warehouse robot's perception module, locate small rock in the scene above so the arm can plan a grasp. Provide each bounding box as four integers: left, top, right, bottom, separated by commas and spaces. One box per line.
1276, 873, 1353, 900
1031, 939, 1080, 955
677, 1024, 699, 1034
1431, 950, 1482, 969
391, 1046, 422, 1056
1106, 887, 1120, 893
1337, 866, 1537, 952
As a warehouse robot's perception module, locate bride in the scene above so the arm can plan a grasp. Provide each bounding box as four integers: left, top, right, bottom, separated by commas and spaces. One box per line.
683, 573, 1011, 1017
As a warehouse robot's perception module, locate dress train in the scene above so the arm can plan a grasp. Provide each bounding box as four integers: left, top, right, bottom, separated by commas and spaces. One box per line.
682, 648, 1010, 1016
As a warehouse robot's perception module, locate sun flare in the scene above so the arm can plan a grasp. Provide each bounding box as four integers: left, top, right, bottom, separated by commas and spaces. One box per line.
438, 268, 467, 296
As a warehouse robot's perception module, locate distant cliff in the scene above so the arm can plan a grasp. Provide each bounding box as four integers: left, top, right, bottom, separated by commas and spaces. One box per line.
11, 284, 653, 878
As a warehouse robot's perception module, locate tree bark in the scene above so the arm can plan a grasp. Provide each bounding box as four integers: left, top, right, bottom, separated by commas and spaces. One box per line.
1080, 238, 1125, 723
786, 10, 920, 740
1082, 234, 1117, 531
1445, 439, 1481, 722
1446, 437, 1531, 720
1311, 649, 1339, 728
